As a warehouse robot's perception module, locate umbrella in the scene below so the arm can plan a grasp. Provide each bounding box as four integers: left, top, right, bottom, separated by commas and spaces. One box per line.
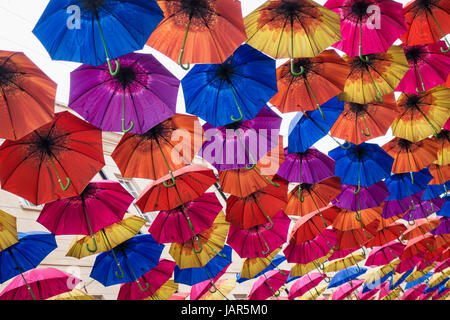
227, 210, 290, 258
65, 214, 147, 259
0, 111, 105, 204
277, 147, 336, 186
397, 42, 450, 94
47, 288, 94, 300
37, 181, 134, 251
69, 52, 180, 133
339, 45, 409, 104
111, 113, 203, 180
0, 50, 55, 140
362, 268, 393, 293
288, 272, 326, 300
287, 97, 345, 153
182, 44, 277, 127
328, 248, 359, 261
244, 0, 341, 63
391, 86, 450, 142
150, 192, 222, 244
431, 217, 450, 236
90, 234, 164, 291
190, 262, 231, 300
329, 94, 399, 145
433, 129, 450, 166
401, 235, 437, 260
429, 163, 450, 188
404, 218, 442, 240
117, 259, 176, 300
402, 284, 427, 300
0, 232, 57, 300
238, 249, 286, 282
325, 0, 406, 58
323, 250, 366, 273
195, 278, 236, 300
331, 280, 364, 300
199, 105, 282, 171
169, 211, 229, 269
383, 137, 438, 182
136, 165, 217, 212
174, 245, 233, 287
289, 253, 332, 280
0, 267, 80, 301
400, 0, 450, 51
285, 176, 341, 217
365, 218, 408, 247
334, 219, 380, 251
142, 280, 178, 300
0, 210, 18, 251
248, 269, 289, 300
332, 181, 389, 212
298, 283, 327, 300
225, 178, 288, 230
328, 265, 367, 289
365, 242, 406, 267
146, 0, 246, 68
33, 0, 164, 71
270, 50, 349, 116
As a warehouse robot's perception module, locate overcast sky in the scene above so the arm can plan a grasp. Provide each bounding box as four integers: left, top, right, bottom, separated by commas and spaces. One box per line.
0, 0, 410, 151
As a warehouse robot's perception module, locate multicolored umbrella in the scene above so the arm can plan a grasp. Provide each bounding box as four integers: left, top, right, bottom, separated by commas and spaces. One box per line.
0, 50, 55, 141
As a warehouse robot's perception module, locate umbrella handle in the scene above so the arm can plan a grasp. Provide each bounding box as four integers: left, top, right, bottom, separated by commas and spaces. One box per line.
208, 281, 218, 293
304, 77, 325, 120
427, 13, 450, 53
95, 15, 121, 76
107, 59, 120, 76
137, 279, 150, 292
340, 141, 352, 149
289, 23, 304, 76
361, 115, 371, 137
193, 236, 203, 254
86, 236, 98, 253
298, 188, 305, 203
178, 17, 192, 70
49, 155, 71, 191
258, 230, 271, 256
121, 88, 134, 133
115, 264, 125, 279
290, 60, 304, 76
162, 174, 176, 188
156, 142, 176, 188
414, 63, 427, 94
358, 19, 369, 62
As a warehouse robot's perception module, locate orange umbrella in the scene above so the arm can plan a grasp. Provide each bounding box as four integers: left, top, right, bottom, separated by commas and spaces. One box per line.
146, 0, 246, 68
0, 50, 55, 140
332, 205, 382, 232
334, 219, 380, 252
428, 164, 450, 187
431, 129, 450, 166
330, 93, 399, 145
269, 50, 349, 116
284, 176, 341, 216
403, 218, 441, 240
401, 235, 436, 260
111, 114, 203, 181
366, 223, 408, 248
382, 137, 438, 182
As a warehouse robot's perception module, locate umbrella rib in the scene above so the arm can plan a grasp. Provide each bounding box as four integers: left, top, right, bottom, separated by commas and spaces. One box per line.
199, 15, 224, 63
274, 17, 289, 59
99, 6, 141, 48
68, 78, 117, 105
97, 85, 121, 129
0, 87, 16, 139
0, 149, 41, 188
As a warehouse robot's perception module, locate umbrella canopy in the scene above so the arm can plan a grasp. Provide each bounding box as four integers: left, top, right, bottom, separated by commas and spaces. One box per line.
47, 288, 94, 301
0, 210, 18, 251
365, 242, 406, 267
432, 129, 450, 166
248, 269, 289, 300
195, 278, 236, 300
0, 50, 55, 140
0, 111, 105, 205
284, 229, 337, 264
146, 0, 246, 66
0, 267, 80, 301
288, 272, 326, 300
33, 0, 164, 67
238, 249, 285, 282
328, 265, 367, 288
332, 279, 364, 300
182, 44, 277, 127
190, 263, 231, 300
334, 219, 380, 250
332, 181, 389, 212
323, 250, 366, 273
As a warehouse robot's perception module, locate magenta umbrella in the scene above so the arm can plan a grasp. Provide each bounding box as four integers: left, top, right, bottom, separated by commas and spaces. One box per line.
0, 268, 80, 300
332, 280, 364, 300
397, 42, 450, 94
248, 270, 289, 300
365, 242, 406, 267
332, 181, 389, 211
190, 263, 231, 300
403, 197, 445, 222
37, 181, 134, 251
199, 106, 282, 171
227, 210, 290, 258
284, 229, 337, 264
325, 0, 406, 58
276, 147, 335, 185
149, 193, 222, 244
288, 273, 327, 300
69, 52, 180, 134
358, 287, 380, 300
401, 284, 427, 300
378, 281, 396, 300
117, 259, 176, 300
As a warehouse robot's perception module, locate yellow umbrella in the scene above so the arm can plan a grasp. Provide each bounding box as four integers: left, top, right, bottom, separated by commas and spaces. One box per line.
297, 283, 327, 300
428, 267, 450, 288
323, 250, 365, 273
240, 247, 283, 279
0, 209, 18, 251
47, 288, 95, 300
143, 280, 178, 301
405, 263, 437, 282
381, 287, 402, 300
66, 214, 146, 259
290, 251, 333, 278
197, 278, 236, 300
169, 211, 229, 269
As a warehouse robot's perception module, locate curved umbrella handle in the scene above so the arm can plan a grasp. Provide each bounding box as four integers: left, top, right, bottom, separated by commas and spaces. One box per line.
121, 89, 134, 133
231, 105, 244, 122
358, 20, 369, 63
115, 263, 125, 279
208, 281, 218, 293
49, 155, 71, 191
59, 177, 71, 191
86, 236, 98, 253
95, 16, 120, 76
254, 196, 274, 230
361, 115, 371, 137
258, 230, 271, 256
137, 279, 150, 292
290, 60, 304, 76
107, 59, 120, 76
193, 236, 203, 254
289, 24, 304, 77
340, 141, 352, 149
163, 174, 176, 188
178, 17, 192, 70
298, 188, 305, 203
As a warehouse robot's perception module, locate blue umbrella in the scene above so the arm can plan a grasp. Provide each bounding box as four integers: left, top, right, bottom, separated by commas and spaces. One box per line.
389, 268, 414, 290
182, 44, 277, 127
90, 234, 164, 291
329, 142, 394, 191
422, 182, 450, 200
405, 272, 433, 290
174, 246, 232, 286
236, 254, 286, 284
33, 0, 164, 73
437, 196, 450, 217
424, 278, 449, 294
385, 169, 434, 201
328, 265, 367, 289
0, 232, 57, 300
288, 96, 345, 154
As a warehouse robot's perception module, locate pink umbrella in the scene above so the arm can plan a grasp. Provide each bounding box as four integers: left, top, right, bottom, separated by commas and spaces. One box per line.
117, 259, 176, 300
378, 281, 397, 300
37, 181, 134, 251
248, 270, 289, 300
397, 42, 450, 94
332, 280, 364, 300
332, 181, 389, 211
149, 193, 222, 244
190, 263, 231, 300
435, 259, 450, 273
401, 284, 427, 300
288, 273, 327, 300
395, 255, 423, 274
169, 292, 189, 300
325, 0, 406, 57
0, 268, 80, 300
433, 288, 450, 300
365, 241, 406, 267
227, 210, 290, 258
444, 118, 450, 131
358, 287, 380, 300
284, 229, 337, 264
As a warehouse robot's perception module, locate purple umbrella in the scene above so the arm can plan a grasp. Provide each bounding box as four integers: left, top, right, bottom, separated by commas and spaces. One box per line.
402, 197, 445, 222
382, 190, 425, 219
276, 147, 335, 186
431, 217, 450, 236
332, 181, 390, 211
69, 52, 180, 134
199, 106, 281, 171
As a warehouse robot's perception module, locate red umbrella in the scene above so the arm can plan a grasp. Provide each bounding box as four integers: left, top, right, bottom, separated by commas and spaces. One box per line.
401, 235, 437, 260
334, 219, 380, 251
0, 111, 104, 205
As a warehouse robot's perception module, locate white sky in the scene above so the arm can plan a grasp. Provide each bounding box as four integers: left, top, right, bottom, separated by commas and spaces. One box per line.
0, 0, 410, 151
